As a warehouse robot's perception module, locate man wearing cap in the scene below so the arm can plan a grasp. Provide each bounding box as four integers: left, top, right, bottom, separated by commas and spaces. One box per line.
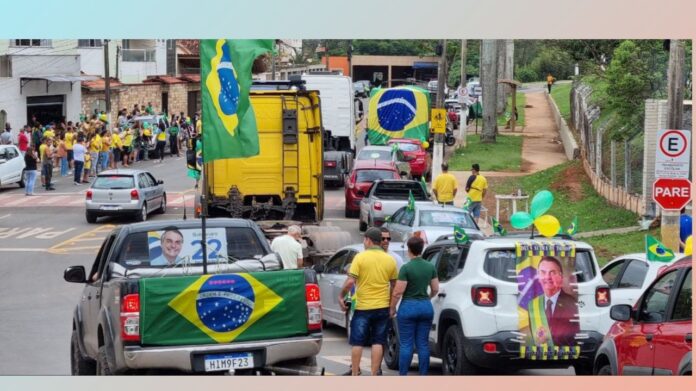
339, 227, 398, 376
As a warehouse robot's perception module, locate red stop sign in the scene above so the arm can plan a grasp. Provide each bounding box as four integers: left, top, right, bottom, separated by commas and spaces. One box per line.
653, 178, 692, 210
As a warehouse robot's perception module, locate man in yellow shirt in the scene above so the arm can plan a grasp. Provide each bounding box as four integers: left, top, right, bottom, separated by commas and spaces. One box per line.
465, 163, 488, 224
339, 227, 397, 376
432, 162, 458, 205
88, 133, 102, 176
110, 129, 122, 169
65, 128, 75, 169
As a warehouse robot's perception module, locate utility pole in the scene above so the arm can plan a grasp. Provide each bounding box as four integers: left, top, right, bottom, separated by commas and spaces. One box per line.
661, 39, 686, 252
460, 40, 467, 89
103, 39, 111, 125
481, 39, 498, 143
431, 39, 448, 183
271, 42, 276, 80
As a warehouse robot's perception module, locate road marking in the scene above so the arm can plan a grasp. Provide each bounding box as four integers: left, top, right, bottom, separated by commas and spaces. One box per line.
323, 218, 355, 223
49, 224, 115, 254
0, 248, 50, 252
0, 214, 10, 220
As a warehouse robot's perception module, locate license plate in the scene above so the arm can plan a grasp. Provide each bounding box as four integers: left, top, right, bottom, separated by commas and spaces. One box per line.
204, 352, 254, 372
101, 206, 121, 211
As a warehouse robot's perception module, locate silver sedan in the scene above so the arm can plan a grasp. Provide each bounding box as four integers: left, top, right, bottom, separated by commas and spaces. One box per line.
85, 169, 166, 223
383, 204, 482, 246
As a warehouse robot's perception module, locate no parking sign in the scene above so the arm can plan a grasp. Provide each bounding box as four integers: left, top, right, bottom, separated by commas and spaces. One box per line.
655, 129, 691, 179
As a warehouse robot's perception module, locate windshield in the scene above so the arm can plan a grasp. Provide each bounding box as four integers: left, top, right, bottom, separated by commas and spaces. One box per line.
115, 227, 267, 268
356, 169, 397, 183
418, 210, 476, 228
357, 149, 392, 161
391, 143, 420, 152
93, 175, 135, 189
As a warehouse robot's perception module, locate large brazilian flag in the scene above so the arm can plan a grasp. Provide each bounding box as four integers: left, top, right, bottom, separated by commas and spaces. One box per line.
367, 86, 431, 145
139, 271, 308, 345
200, 39, 274, 162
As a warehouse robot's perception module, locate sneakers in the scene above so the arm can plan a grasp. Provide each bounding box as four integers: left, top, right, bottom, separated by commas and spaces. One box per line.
46, 187, 56, 191
74, 182, 81, 186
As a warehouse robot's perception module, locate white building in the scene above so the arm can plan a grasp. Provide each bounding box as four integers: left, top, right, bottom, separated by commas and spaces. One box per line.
0, 39, 169, 139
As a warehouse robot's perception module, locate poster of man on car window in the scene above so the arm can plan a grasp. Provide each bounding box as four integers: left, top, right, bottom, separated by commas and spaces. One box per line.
148, 227, 228, 266
516, 242, 580, 359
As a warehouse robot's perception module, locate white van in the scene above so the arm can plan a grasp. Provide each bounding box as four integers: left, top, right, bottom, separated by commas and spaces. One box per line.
0, 145, 25, 188
301, 74, 357, 152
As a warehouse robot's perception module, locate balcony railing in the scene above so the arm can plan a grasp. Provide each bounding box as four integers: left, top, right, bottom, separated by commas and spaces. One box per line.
121, 48, 156, 62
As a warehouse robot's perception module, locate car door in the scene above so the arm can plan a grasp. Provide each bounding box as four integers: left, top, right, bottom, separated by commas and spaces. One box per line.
392, 207, 415, 242
81, 234, 116, 358
652, 268, 692, 375
337, 250, 358, 326
318, 250, 351, 325
146, 172, 163, 206
612, 260, 650, 306
424, 247, 443, 344
7, 147, 23, 183
137, 173, 155, 211
617, 269, 680, 375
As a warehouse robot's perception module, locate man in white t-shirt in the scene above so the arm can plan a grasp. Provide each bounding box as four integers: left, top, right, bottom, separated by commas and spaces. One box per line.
270, 225, 304, 269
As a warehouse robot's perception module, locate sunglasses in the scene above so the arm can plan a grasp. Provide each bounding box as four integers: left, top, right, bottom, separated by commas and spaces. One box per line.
381, 237, 392, 242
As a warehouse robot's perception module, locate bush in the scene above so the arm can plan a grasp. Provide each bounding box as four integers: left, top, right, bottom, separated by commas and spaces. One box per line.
515, 65, 539, 82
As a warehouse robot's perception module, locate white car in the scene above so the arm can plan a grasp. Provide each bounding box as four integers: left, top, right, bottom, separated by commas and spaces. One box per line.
0, 145, 25, 188
599, 252, 684, 331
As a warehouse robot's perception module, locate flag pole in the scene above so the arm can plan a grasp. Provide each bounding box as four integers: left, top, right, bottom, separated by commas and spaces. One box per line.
201, 122, 209, 275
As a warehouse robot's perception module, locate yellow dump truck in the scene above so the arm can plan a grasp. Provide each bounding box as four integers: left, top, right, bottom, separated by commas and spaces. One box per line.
197, 80, 351, 263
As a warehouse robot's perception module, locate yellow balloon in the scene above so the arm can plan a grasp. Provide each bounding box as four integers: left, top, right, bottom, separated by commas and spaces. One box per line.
422, 141, 430, 149
534, 215, 561, 238
685, 235, 692, 256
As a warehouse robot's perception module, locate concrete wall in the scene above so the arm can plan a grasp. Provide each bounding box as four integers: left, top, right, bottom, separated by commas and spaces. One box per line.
12, 54, 80, 77
546, 90, 580, 160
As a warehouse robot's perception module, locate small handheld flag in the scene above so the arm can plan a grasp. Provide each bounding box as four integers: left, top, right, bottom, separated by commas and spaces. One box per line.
407, 190, 415, 211
491, 216, 507, 236
462, 196, 472, 210
454, 225, 469, 244
420, 176, 428, 195
645, 235, 675, 262
566, 216, 578, 236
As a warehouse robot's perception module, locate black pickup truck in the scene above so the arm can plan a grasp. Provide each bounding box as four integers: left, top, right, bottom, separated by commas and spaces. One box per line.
65, 218, 322, 375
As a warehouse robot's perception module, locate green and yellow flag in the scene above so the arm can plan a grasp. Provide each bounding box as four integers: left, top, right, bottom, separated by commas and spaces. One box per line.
139, 271, 308, 345
645, 235, 675, 262
407, 190, 415, 211
201, 39, 274, 162
566, 216, 578, 236
491, 216, 507, 236
367, 86, 431, 145
454, 225, 469, 244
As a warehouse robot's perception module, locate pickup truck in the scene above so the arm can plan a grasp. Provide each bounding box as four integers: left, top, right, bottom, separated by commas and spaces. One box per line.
65, 219, 322, 375
357, 179, 432, 232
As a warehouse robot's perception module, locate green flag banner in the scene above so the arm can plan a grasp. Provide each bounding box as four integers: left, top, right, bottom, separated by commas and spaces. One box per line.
645, 235, 675, 262
139, 271, 308, 346
454, 225, 469, 244
201, 39, 274, 162
407, 190, 415, 211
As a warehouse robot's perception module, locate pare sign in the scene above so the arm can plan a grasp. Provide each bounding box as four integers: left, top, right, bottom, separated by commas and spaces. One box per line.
653, 178, 692, 210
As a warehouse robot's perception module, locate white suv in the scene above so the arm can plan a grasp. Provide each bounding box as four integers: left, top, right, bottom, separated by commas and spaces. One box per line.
384, 235, 611, 375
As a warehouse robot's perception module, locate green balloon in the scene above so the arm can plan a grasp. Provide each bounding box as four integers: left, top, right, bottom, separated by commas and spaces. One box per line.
510, 212, 534, 229
530, 190, 554, 219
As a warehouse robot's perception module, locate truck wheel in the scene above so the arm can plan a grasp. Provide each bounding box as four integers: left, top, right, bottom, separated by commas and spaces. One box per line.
96, 345, 113, 375
358, 218, 367, 232
383, 319, 400, 370
574, 361, 594, 376
71, 330, 96, 375
85, 211, 97, 224
442, 325, 477, 375
596, 364, 613, 375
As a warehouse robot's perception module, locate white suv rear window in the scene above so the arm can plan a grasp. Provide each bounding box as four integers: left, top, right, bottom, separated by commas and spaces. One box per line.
483, 250, 596, 283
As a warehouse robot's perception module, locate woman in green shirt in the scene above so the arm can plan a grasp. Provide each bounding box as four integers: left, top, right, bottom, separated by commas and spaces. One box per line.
389, 236, 439, 375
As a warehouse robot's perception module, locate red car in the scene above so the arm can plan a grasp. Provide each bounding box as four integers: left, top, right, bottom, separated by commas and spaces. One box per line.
344, 160, 400, 218
387, 138, 431, 179
594, 256, 692, 375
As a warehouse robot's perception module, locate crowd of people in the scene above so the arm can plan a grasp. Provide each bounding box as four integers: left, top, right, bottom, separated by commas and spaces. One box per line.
1, 104, 202, 195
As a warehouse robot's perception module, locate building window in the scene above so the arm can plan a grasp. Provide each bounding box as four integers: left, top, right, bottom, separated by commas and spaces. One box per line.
13, 39, 51, 47
78, 39, 103, 48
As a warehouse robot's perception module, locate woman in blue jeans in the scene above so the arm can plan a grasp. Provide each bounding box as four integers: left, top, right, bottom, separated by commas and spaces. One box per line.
389, 236, 439, 375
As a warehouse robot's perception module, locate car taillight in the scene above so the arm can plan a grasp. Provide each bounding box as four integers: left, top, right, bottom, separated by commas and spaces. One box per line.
130, 189, 139, 200
374, 202, 382, 211
596, 287, 611, 307
324, 161, 337, 168
120, 293, 140, 342
85, 190, 92, 200
471, 286, 496, 307
305, 283, 322, 332
483, 342, 499, 354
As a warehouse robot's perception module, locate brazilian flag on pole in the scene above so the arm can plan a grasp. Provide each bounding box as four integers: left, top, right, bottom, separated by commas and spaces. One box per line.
454, 225, 469, 244
367, 86, 431, 145
201, 39, 274, 162
139, 271, 308, 345
645, 235, 675, 262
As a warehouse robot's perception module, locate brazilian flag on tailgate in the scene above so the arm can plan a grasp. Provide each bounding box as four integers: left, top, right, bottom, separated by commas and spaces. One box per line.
367, 86, 431, 145
139, 271, 308, 345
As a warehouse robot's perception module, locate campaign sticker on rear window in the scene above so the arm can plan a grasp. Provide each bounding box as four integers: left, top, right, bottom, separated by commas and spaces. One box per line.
148, 227, 228, 266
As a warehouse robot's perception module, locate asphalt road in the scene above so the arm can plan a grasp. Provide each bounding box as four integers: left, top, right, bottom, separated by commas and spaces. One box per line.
0, 147, 573, 376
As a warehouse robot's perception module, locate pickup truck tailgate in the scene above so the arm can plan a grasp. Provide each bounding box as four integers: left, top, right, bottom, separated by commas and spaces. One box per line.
139, 270, 308, 346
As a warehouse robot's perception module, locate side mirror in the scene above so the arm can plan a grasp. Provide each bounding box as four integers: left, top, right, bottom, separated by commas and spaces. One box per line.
609, 304, 633, 322
157, 179, 164, 185
356, 190, 365, 197
64, 266, 87, 283
312, 264, 325, 274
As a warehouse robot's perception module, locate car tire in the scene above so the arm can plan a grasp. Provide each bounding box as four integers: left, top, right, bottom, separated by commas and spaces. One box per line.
442, 325, 477, 375
135, 203, 147, 222
358, 218, 367, 232
157, 194, 167, 214
574, 361, 594, 376
96, 345, 113, 375
18, 177, 25, 188
384, 318, 400, 370
596, 364, 613, 375
85, 211, 98, 224
71, 330, 96, 375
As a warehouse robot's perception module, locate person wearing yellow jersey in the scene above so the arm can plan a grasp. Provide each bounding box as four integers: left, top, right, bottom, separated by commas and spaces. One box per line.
465, 163, 488, 224
122, 129, 133, 167
432, 162, 458, 205
155, 126, 167, 163
110, 129, 122, 169
64, 127, 75, 169
99, 130, 111, 172
88, 133, 101, 176
43, 127, 55, 140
